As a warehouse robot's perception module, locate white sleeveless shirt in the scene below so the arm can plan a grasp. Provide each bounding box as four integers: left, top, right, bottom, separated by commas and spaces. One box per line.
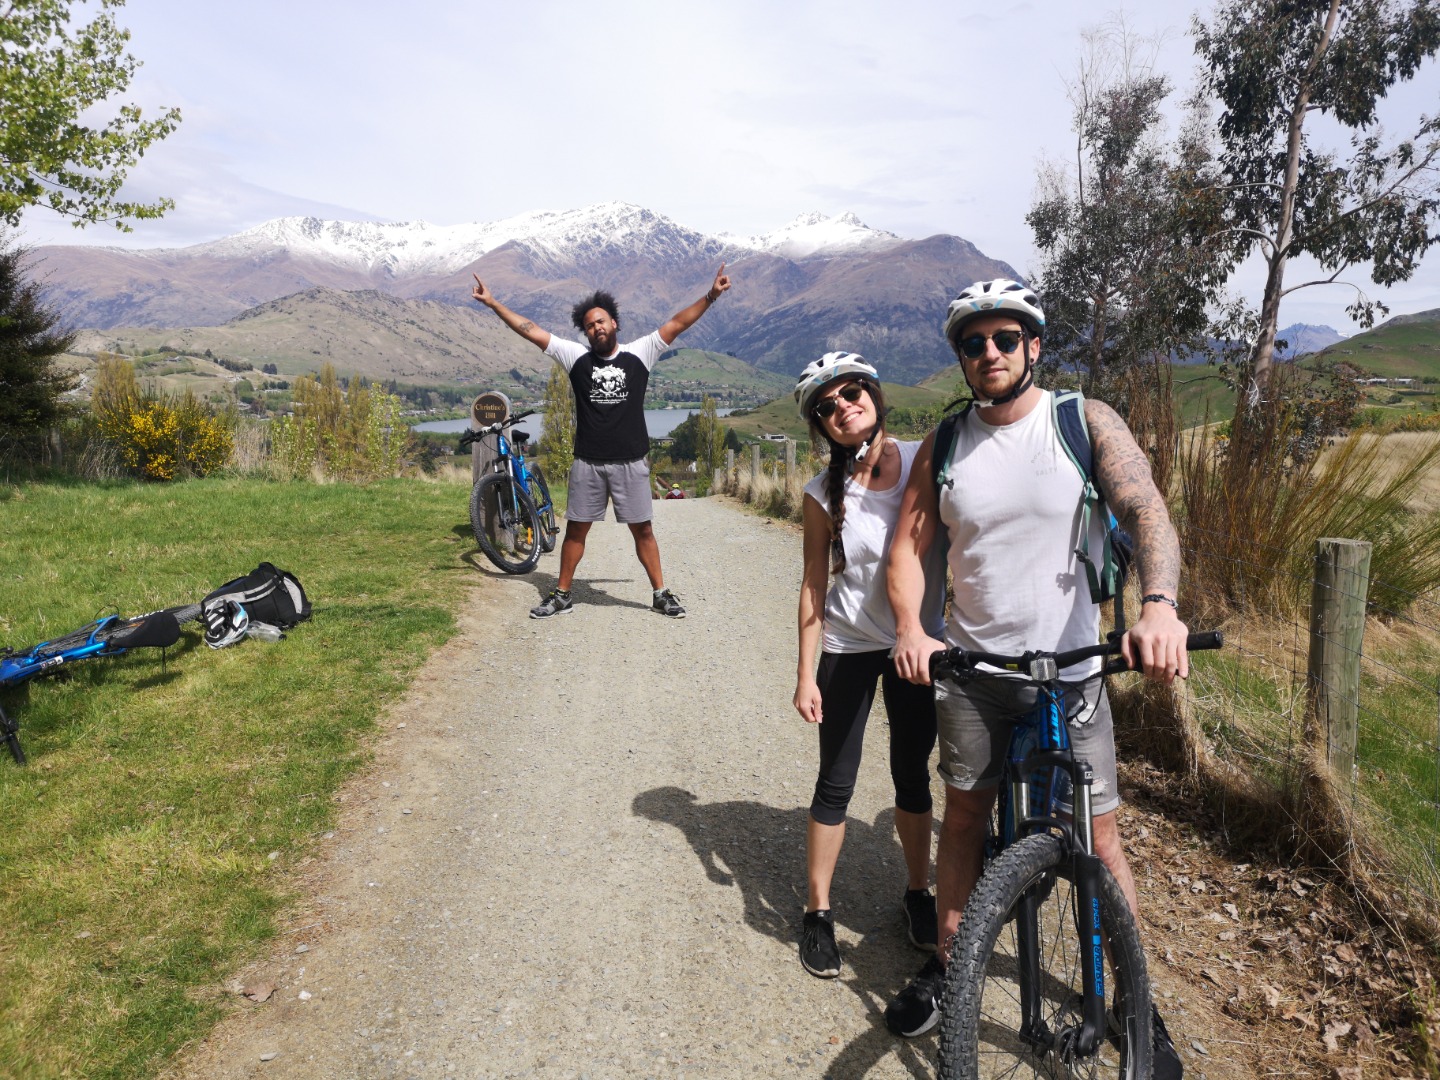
803, 439, 947, 654
937, 391, 1106, 677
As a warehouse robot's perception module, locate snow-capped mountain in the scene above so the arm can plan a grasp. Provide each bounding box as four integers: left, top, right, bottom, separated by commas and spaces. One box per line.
116, 203, 900, 277
34, 203, 1019, 384
730, 211, 902, 260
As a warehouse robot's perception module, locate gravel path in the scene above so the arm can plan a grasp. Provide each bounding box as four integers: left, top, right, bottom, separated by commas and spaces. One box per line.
174, 496, 1247, 1080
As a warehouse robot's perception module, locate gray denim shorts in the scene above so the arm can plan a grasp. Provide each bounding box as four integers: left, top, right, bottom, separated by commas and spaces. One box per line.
567, 457, 653, 524
934, 674, 1120, 816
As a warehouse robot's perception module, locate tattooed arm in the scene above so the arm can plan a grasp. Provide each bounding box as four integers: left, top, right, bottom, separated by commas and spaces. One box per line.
1086, 398, 1190, 683
471, 273, 552, 351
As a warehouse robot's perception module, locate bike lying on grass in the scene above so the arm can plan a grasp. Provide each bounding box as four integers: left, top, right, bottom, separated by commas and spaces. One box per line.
460, 409, 560, 574
0, 604, 201, 765
932, 630, 1222, 1080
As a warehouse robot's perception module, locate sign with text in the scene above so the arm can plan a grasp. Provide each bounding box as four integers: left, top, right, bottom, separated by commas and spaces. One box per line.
471, 391, 511, 429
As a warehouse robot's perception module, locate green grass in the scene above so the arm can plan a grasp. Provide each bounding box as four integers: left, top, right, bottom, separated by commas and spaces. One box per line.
0, 476, 475, 1078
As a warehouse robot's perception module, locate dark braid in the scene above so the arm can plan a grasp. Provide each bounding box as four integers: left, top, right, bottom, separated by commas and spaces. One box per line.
824, 442, 851, 574
806, 378, 888, 576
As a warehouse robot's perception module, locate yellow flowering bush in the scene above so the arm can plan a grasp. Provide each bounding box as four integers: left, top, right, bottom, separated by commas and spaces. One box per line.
90, 357, 234, 480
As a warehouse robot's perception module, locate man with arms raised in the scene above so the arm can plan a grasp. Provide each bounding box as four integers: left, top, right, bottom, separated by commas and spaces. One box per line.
882, 279, 1189, 1079
471, 266, 730, 619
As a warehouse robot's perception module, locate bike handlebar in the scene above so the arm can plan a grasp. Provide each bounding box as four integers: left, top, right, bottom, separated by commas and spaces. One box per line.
929, 631, 1223, 683
458, 410, 537, 449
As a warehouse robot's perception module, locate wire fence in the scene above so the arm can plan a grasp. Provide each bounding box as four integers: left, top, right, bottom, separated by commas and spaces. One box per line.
1173, 527, 1440, 926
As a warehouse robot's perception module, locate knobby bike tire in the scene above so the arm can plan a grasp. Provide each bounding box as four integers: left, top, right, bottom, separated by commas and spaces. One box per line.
530, 467, 558, 554
470, 473, 543, 574
939, 833, 1152, 1080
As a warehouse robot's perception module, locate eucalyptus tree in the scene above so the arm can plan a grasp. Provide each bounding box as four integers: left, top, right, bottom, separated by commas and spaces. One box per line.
1028, 21, 1233, 409
1194, 0, 1440, 404
1, 0, 181, 230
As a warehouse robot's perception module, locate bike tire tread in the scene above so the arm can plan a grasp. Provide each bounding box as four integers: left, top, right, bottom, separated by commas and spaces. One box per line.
471, 473, 543, 574
939, 833, 1152, 1079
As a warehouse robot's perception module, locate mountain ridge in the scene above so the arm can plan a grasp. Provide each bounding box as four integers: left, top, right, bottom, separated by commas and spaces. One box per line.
35, 202, 1019, 385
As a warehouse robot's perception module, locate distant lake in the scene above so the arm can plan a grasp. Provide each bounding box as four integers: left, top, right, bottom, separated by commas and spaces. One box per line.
412, 407, 734, 442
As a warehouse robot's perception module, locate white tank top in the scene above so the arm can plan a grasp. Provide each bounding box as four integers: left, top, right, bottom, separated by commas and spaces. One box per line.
803, 439, 946, 654
937, 391, 1105, 677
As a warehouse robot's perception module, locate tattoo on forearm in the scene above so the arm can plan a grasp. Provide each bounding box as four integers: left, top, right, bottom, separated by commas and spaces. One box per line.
1087, 401, 1181, 596
516, 320, 535, 335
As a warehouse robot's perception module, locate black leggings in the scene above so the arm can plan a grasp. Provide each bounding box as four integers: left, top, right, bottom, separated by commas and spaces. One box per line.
810, 649, 937, 827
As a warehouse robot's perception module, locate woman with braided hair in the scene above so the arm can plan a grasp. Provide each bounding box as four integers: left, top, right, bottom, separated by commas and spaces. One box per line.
791, 352, 947, 980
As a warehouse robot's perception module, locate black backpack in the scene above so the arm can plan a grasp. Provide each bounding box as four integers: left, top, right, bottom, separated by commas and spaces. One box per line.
202, 563, 312, 648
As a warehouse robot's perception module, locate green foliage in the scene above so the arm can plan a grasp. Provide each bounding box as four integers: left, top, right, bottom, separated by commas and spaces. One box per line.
0, 0, 181, 230
666, 405, 742, 461
1029, 19, 1237, 409
0, 477, 462, 1076
0, 233, 76, 462
268, 364, 406, 481
537, 361, 575, 478
1193, 0, 1440, 392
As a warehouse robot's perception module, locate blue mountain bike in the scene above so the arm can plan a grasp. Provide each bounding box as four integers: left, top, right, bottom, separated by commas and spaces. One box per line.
0, 604, 201, 764
931, 630, 1222, 1080
460, 409, 559, 574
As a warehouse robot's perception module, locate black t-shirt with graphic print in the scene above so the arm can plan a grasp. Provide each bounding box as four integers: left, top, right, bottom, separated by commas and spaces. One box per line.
568, 351, 651, 463
545, 330, 667, 465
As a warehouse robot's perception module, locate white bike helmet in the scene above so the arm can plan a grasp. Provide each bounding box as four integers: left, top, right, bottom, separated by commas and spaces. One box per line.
942, 279, 1046, 349
794, 352, 879, 419
203, 599, 250, 650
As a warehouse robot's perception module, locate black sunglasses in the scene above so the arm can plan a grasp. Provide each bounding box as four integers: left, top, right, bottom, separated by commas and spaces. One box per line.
956, 330, 1026, 360
813, 383, 866, 420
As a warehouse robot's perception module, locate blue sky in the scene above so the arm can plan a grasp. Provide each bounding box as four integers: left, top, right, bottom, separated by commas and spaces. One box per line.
16, 0, 1439, 331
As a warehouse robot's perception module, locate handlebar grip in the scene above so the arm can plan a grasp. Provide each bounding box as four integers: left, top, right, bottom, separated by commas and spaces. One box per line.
1187, 631, 1223, 651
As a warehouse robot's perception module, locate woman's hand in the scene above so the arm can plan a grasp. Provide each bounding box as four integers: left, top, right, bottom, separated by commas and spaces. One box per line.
794, 677, 823, 724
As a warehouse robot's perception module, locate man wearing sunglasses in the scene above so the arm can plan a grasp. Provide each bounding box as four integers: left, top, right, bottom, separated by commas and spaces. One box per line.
471, 264, 730, 620
881, 279, 1190, 1078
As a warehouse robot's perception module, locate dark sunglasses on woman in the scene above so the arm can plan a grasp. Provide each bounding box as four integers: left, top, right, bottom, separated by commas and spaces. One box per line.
813, 383, 867, 420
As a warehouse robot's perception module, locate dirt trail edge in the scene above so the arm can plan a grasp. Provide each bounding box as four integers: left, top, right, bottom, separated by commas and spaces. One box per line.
174, 496, 1251, 1080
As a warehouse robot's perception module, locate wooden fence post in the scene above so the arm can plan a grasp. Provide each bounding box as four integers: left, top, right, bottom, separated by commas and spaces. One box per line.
1307, 537, 1372, 797
751, 444, 761, 480
726, 448, 735, 473
784, 439, 796, 486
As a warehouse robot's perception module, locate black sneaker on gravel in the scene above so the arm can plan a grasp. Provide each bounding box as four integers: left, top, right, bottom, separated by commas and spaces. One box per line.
902, 887, 938, 951
651, 588, 686, 618
884, 954, 944, 1037
800, 909, 840, 978
1152, 1004, 1184, 1080
530, 590, 574, 619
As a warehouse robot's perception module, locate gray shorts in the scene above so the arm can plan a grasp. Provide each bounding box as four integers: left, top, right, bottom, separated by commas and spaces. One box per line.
935, 674, 1120, 816
567, 457, 653, 524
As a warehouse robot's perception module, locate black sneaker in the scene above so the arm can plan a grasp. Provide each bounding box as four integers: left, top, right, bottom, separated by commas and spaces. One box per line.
884, 954, 944, 1037
651, 588, 686, 618
902, 887, 938, 951
530, 589, 574, 619
800, 909, 840, 978
1152, 1004, 1183, 1080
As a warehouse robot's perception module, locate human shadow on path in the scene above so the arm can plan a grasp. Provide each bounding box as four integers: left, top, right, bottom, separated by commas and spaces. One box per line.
633, 785, 937, 1078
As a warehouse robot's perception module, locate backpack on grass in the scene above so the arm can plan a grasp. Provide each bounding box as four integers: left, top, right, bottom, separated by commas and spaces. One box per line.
931, 390, 1133, 605
202, 562, 311, 649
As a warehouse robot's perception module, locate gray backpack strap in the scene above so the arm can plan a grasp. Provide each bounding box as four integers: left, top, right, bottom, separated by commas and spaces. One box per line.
1052, 391, 1131, 605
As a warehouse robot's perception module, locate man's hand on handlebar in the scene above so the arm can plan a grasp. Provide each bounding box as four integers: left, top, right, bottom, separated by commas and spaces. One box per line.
891, 627, 948, 686
1120, 601, 1190, 685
